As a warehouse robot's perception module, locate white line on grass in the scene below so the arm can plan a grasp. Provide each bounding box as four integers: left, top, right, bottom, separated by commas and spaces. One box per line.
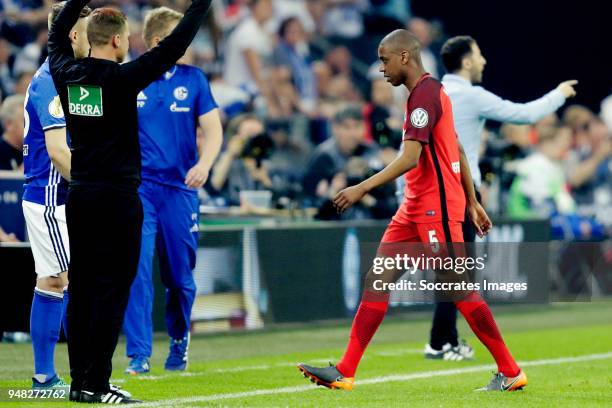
112, 359, 334, 383
115, 351, 420, 383
137, 351, 612, 407
114, 352, 421, 384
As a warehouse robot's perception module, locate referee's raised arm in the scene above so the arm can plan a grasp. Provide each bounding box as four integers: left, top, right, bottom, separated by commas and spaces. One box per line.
119, 0, 212, 91
48, 0, 91, 79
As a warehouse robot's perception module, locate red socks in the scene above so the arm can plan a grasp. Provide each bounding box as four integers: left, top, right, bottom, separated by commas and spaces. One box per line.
455, 291, 520, 377
337, 291, 389, 377
336, 290, 519, 379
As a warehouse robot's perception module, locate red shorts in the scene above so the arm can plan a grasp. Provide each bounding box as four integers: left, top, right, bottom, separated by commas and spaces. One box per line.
381, 218, 464, 244
377, 218, 464, 259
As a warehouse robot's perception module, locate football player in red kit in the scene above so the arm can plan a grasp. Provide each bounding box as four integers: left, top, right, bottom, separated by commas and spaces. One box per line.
298, 29, 527, 392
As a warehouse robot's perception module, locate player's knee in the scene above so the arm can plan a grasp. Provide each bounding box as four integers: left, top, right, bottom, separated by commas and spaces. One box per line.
37, 275, 67, 293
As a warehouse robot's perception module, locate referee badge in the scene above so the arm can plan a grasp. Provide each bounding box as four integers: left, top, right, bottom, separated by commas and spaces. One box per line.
410, 108, 429, 128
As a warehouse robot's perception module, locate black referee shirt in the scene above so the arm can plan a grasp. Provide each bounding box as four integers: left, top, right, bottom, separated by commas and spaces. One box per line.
48, 0, 211, 188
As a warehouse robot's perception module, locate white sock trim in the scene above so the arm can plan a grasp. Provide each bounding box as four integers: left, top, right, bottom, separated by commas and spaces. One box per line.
34, 287, 64, 299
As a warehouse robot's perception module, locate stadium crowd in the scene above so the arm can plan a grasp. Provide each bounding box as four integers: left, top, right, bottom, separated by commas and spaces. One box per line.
0, 0, 611, 242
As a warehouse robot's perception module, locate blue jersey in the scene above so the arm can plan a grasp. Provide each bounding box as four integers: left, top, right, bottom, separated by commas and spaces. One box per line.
137, 64, 217, 190
23, 60, 69, 206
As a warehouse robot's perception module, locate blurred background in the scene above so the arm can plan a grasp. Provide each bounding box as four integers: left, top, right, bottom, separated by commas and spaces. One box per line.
1, 0, 611, 338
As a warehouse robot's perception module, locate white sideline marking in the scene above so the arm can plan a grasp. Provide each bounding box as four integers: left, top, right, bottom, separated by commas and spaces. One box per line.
374, 348, 422, 356
137, 351, 612, 407
112, 359, 333, 383
116, 352, 419, 384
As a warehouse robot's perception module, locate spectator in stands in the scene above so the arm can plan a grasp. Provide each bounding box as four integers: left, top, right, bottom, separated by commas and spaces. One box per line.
0, 94, 25, 171
302, 106, 375, 202
0, 38, 15, 97
14, 71, 34, 95
268, 65, 302, 118
266, 118, 312, 200
563, 104, 596, 152
271, 0, 316, 36
209, 69, 252, 120
407, 17, 438, 78
508, 126, 573, 218
363, 78, 403, 144
223, 0, 274, 106
508, 125, 605, 239
210, 114, 273, 205
13, 25, 47, 77
565, 117, 612, 228
1, 0, 52, 46
321, 0, 367, 39
273, 16, 317, 113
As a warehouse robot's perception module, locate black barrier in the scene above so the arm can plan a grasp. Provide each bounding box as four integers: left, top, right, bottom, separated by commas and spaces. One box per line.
11, 218, 610, 334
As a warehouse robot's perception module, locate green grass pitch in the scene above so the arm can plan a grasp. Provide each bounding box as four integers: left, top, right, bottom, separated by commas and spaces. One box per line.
1, 301, 611, 407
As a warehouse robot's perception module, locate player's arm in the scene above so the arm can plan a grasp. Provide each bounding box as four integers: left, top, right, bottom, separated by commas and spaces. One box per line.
333, 140, 422, 213
120, 0, 212, 91
458, 142, 491, 237
47, 0, 89, 78
476, 80, 577, 124
45, 128, 71, 181
185, 108, 223, 188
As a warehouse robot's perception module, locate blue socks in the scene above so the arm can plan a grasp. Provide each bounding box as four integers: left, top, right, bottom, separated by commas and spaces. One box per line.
30, 288, 63, 381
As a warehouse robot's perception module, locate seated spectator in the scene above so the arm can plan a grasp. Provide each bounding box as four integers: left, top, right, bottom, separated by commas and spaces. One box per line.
210, 114, 273, 206
507, 125, 605, 240
302, 106, 376, 203
0, 94, 25, 171
273, 16, 317, 113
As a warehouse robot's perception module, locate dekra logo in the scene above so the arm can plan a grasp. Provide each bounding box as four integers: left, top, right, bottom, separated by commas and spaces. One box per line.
68, 85, 103, 117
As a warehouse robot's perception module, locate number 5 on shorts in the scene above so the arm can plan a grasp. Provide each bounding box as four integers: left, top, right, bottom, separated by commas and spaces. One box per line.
428, 230, 440, 253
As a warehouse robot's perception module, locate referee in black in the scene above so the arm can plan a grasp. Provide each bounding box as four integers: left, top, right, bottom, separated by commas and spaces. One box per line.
48, 0, 212, 403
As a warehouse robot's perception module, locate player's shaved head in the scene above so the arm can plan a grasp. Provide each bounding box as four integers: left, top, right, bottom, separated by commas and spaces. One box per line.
380, 29, 421, 56
377, 29, 425, 88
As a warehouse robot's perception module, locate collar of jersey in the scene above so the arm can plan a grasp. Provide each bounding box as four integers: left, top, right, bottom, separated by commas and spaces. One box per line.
164, 65, 178, 80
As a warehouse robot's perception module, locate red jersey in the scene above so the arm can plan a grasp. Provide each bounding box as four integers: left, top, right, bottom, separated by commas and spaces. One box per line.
396, 74, 465, 224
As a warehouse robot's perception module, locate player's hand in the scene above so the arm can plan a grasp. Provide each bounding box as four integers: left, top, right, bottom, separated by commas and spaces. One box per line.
467, 201, 492, 238
333, 184, 367, 213
556, 80, 578, 98
185, 163, 210, 189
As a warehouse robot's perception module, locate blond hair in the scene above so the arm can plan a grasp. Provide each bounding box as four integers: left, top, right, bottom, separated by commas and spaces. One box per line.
48, 1, 92, 30
143, 7, 183, 49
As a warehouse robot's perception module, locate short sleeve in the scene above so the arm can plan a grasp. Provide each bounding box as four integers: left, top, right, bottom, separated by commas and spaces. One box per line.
402, 84, 441, 144
32, 81, 66, 131
195, 69, 218, 116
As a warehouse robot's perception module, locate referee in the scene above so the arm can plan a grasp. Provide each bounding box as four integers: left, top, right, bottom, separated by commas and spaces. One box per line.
47, 0, 212, 403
